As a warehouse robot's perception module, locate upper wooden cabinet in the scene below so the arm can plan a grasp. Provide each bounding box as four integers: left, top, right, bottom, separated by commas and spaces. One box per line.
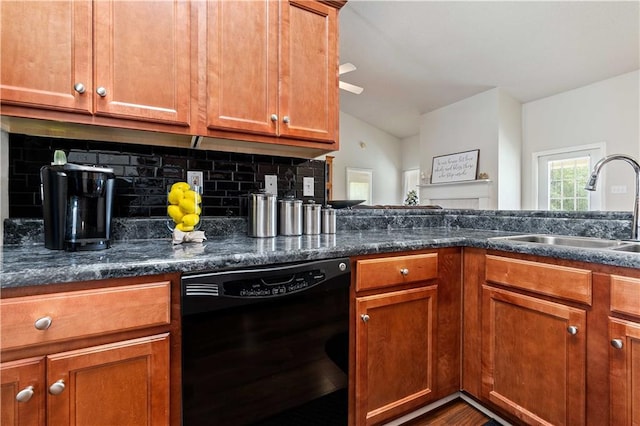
0, 1, 93, 114
1, 0, 191, 128
204, 0, 339, 144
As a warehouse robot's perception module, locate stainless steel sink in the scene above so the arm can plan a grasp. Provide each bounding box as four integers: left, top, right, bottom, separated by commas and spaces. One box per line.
612, 243, 640, 253
491, 234, 632, 250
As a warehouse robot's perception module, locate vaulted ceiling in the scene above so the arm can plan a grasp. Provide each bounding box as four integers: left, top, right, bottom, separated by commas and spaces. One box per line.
338, 1, 640, 139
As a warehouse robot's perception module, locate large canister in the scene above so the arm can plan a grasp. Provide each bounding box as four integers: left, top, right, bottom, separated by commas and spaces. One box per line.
248, 190, 277, 237
279, 196, 303, 236
303, 200, 322, 235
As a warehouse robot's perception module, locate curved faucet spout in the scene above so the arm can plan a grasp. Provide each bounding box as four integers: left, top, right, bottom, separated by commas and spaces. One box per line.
585, 154, 640, 240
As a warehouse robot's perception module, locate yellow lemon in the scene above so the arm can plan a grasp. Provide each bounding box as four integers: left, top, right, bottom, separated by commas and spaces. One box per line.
195, 205, 202, 215
176, 223, 194, 232
184, 190, 202, 204
171, 182, 190, 192
179, 198, 197, 214
182, 214, 200, 227
168, 188, 184, 205
167, 205, 184, 223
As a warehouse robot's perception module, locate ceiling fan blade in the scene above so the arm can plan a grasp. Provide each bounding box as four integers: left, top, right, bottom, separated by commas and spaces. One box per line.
339, 81, 364, 94
339, 63, 356, 75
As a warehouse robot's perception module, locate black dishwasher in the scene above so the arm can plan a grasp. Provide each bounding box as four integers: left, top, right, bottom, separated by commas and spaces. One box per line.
181, 258, 351, 425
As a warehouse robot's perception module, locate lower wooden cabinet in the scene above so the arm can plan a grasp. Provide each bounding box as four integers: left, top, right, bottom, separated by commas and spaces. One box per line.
0, 274, 180, 426
609, 319, 640, 426
481, 286, 586, 425
351, 249, 461, 426
355, 286, 437, 425
1, 335, 169, 426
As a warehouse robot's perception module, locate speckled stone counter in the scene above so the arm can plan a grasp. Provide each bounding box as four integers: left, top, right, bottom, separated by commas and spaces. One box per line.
2, 209, 639, 288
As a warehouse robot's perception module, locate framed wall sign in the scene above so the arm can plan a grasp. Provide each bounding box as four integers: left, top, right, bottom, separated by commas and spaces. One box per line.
430, 149, 480, 184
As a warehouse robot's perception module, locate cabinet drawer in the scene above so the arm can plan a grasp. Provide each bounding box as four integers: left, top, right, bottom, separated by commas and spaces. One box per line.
485, 255, 592, 304
356, 253, 438, 292
611, 275, 640, 318
1, 281, 171, 351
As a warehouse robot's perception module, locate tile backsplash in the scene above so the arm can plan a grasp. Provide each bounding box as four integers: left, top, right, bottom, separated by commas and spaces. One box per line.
8, 133, 327, 218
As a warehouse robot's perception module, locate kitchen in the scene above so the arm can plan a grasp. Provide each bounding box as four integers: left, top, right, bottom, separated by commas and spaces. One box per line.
1, 1, 639, 426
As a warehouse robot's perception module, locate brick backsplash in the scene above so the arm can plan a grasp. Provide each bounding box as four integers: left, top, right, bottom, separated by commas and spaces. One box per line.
8, 133, 327, 218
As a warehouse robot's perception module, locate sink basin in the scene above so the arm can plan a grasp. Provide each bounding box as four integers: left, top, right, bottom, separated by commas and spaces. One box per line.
491, 234, 630, 250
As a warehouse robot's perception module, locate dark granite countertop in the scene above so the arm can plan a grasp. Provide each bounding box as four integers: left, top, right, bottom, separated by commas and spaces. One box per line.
3, 224, 640, 289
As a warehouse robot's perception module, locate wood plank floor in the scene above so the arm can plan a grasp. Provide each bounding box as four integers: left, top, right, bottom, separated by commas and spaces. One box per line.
400, 399, 491, 426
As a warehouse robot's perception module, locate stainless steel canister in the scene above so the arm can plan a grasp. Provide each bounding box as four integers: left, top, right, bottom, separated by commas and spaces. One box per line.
321, 205, 336, 234
248, 190, 277, 237
303, 200, 322, 235
279, 196, 302, 236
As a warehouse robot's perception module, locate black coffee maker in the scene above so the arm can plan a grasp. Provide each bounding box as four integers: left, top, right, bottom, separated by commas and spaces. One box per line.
40, 155, 115, 251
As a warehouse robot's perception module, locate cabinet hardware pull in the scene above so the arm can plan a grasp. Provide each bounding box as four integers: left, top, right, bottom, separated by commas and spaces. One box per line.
611, 339, 624, 349
15, 386, 34, 403
283, 116, 290, 124
49, 380, 65, 395
270, 114, 278, 122
400, 268, 409, 276
96, 86, 107, 97
34, 316, 52, 331
360, 314, 370, 323
567, 326, 578, 335
73, 82, 86, 94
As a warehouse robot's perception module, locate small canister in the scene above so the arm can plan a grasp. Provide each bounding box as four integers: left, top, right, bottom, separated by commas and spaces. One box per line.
321, 204, 336, 234
303, 200, 322, 235
248, 190, 277, 237
279, 196, 302, 236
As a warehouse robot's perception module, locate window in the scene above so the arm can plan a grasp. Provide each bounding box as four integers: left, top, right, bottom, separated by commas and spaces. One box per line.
346, 168, 372, 205
402, 169, 420, 204
534, 144, 604, 211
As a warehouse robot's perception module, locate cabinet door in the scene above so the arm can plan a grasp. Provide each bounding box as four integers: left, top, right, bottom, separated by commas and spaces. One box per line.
482, 286, 586, 426
205, 0, 279, 135
46, 334, 170, 426
355, 286, 437, 426
0, 0, 92, 113
279, 0, 338, 142
0, 357, 46, 426
610, 318, 640, 426
93, 1, 190, 126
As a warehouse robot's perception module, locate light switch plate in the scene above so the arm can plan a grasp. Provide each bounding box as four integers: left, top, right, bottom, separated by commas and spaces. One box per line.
611, 185, 628, 194
303, 177, 314, 196
265, 175, 278, 195
187, 171, 204, 190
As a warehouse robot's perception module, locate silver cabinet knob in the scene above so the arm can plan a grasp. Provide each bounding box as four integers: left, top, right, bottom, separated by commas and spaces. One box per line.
611, 339, 624, 349
270, 114, 278, 122
361, 314, 370, 323
283, 116, 290, 124
400, 268, 409, 276
34, 316, 52, 331
48, 380, 65, 395
567, 326, 578, 335
73, 82, 86, 94
96, 87, 107, 97
15, 386, 34, 402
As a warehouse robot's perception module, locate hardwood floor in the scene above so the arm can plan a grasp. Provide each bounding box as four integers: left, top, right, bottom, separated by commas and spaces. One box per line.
400, 399, 491, 426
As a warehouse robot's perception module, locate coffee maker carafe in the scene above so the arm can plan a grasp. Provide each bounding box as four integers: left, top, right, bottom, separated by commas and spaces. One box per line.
40, 158, 115, 251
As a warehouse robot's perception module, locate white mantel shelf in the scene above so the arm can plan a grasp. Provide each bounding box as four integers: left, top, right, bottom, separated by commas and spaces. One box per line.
418, 179, 492, 187
418, 179, 493, 209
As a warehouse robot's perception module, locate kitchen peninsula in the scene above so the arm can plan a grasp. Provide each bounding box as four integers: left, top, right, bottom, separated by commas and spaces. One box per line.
2, 208, 639, 426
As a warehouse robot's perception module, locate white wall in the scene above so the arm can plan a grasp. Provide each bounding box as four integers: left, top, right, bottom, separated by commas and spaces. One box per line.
419, 88, 521, 209
326, 111, 402, 205
401, 134, 420, 171
522, 70, 640, 211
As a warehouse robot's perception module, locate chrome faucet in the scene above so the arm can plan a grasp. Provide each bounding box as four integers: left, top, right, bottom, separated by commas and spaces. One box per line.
585, 154, 640, 241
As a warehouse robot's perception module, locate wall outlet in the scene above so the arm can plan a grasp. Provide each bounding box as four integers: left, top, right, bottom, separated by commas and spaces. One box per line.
187, 171, 204, 190
303, 177, 314, 197
611, 185, 628, 194
265, 175, 278, 195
